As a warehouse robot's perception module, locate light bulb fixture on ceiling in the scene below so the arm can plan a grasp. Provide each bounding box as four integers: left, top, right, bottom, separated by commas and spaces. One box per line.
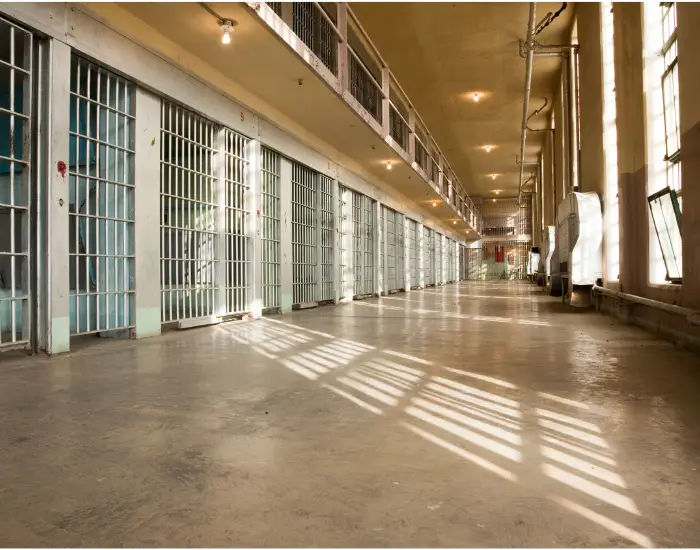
221, 19, 234, 44
472, 92, 481, 103
453, 220, 457, 225
490, 173, 498, 180
432, 201, 437, 207
386, 161, 393, 171
492, 198, 497, 202
483, 145, 493, 153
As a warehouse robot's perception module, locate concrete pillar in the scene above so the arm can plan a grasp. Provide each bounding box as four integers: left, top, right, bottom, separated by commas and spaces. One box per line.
133, 88, 162, 339
279, 158, 293, 312
46, 40, 71, 354
247, 139, 263, 318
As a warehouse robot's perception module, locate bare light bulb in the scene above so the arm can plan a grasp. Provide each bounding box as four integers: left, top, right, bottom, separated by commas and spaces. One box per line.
221, 20, 233, 45
491, 174, 497, 180
386, 161, 392, 171
473, 92, 481, 103
432, 201, 437, 207
484, 145, 492, 153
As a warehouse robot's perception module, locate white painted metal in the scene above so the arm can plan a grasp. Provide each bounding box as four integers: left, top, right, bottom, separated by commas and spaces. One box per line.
407, 218, 418, 288
424, 226, 435, 286
223, 127, 251, 315
0, 16, 32, 349
291, 161, 317, 305
338, 184, 353, 300
395, 212, 405, 291
435, 232, 443, 285
68, 56, 135, 335
160, 100, 218, 323
319, 173, 334, 302
352, 190, 375, 297
260, 146, 281, 309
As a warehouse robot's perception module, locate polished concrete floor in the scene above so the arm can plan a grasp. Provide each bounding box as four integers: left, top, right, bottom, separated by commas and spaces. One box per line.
1, 281, 700, 547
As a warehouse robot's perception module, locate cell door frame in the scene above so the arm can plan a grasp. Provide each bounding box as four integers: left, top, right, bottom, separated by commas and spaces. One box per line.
0, 15, 41, 352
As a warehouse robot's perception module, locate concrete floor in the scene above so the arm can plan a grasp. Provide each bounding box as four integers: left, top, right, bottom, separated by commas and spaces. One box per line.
1, 281, 700, 547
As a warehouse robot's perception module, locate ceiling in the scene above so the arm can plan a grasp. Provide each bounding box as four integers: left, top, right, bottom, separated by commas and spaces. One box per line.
353, 2, 575, 198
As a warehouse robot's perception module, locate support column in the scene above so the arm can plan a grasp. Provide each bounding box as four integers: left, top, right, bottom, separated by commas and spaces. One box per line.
133, 87, 162, 339
279, 158, 293, 313
247, 139, 263, 318
417, 222, 425, 288
337, 3, 348, 93
46, 40, 71, 354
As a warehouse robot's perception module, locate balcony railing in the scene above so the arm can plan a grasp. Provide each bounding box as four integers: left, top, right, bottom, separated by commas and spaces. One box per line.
348, 49, 382, 123
253, 1, 482, 234
292, 2, 339, 75
389, 101, 409, 152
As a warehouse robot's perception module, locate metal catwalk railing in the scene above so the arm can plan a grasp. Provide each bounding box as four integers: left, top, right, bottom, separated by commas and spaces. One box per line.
254, 1, 482, 233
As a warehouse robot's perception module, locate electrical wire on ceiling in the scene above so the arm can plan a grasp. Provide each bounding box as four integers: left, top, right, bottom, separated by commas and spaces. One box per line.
535, 2, 568, 35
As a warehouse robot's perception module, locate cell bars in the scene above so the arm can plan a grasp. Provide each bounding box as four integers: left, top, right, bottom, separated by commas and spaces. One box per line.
260, 147, 281, 309
435, 233, 443, 284
338, 185, 351, 298
319, 174, 334, 301
68, 56, 135, 335
223, 128, 251, 315
292, 161, 317, 305
424, 226, 435, 285
382, 205, 404, 292
352, 190, 375, 296
383, 206, 395, 291
407, 218, 418, 288
160, 101, 218, 323
0, 17, 32, 349
395, 212, 405, 290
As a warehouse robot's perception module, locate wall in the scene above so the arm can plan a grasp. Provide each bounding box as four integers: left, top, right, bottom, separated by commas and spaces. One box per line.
540, 2, 700, 347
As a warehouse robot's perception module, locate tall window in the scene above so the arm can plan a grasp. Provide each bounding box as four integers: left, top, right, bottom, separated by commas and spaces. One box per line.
661, 3, 681, 199
601, 2, 620, 281
643, 1, 682, 283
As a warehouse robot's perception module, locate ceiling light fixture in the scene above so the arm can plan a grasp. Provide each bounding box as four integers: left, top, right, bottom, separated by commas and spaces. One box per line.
490, 174, 498, 180
472, 92, 481, 103
386, 161, 393, 171
432, 201, 437, 207
483, 145, 493, 153
453, 220, 457, 225
492, 198, 497, 202
221, 19, 234, 44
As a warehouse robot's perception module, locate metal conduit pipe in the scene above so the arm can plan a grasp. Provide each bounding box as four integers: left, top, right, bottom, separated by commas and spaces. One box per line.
518, 3, 537, 206
592, 285, 700, 326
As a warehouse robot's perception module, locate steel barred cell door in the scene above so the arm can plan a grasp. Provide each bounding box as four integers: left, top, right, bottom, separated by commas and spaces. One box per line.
1, 17, 32, 349
260, 147, 281, 309
69, 56, 135, 335
291, 161, 317, 305
383, 206, 396, 291
395, 212, 405, 290
424, 226, 434, 285
352, 190, 375, 296
319, 174, 334, 302
160, 101, 217, 323
435, 232, 443, 284
407, 218, 417, 288
338, 184, 351, 299
223, 128, 251, 315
